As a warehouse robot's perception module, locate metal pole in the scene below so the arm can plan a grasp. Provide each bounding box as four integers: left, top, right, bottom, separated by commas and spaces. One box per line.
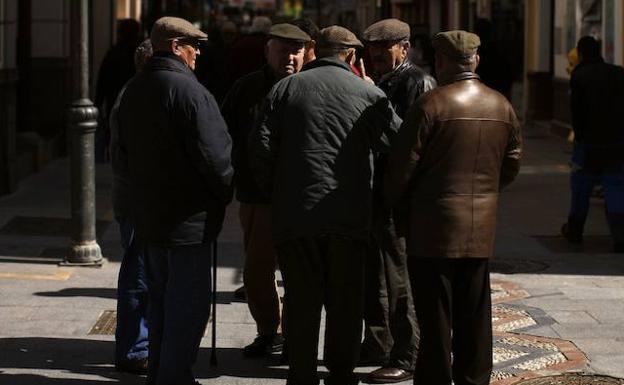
64, 0, 103, 266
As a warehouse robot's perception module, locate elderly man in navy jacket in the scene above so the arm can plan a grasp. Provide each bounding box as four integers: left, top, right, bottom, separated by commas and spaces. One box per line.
117, 16, 233, 385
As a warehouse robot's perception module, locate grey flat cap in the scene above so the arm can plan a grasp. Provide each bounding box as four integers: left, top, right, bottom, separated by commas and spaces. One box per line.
363, 18, 410, 42
150, 16, 207, 47
269, 23, 311, 43
432, 30, 481, 59
318, 25, 363, 48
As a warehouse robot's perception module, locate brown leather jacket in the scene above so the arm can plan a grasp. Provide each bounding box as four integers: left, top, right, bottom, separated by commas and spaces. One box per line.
385, 72, 522, 258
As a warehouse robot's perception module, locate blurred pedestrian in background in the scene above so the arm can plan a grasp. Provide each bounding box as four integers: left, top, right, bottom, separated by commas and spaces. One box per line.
385, 30, 522, 385
108, 38, 153, 376
250, 25, 401, 385
359, 17, 436, 384
221, 23, 310, 359
227, 16, 272, 86
117, 17, 233, 385
561, 36, 624, 252
290, 17, 319, 64
95, 18, 141, 162
196, 20, 239, 103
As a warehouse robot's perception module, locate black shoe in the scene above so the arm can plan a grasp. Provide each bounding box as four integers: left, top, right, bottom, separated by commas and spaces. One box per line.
561, 223, 583, 244
243, 334, 283, 357
234, 285, 247, 301
115, 358, 148, 375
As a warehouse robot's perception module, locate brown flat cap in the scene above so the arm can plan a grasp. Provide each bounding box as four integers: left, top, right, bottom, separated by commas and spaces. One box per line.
150, 16, 207, 47
363, 18, 410, 42
432, 30, 480, 59
269, 23, 311, 43
318, 25, 363, 49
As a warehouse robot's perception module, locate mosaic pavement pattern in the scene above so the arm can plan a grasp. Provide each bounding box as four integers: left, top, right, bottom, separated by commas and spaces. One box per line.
89, 280, 589, 384
490, 280, 587, 385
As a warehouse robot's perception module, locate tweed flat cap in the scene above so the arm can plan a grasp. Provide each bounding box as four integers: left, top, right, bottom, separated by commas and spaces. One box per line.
150, 16, 207, 47
318, 25, 363, 48
269, 23, 311, 43
432, 30, 480, 59
363, 18, 410, 42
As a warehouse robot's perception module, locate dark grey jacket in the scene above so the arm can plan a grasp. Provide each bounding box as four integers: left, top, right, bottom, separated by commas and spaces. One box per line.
249, 57, 402, 244
118, 53, 233, 246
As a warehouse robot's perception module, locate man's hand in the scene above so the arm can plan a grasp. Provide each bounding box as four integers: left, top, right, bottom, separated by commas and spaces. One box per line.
359, 59, 375, 85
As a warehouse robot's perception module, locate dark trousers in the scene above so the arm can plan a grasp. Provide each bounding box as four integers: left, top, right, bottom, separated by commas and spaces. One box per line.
277, 235, 366, 385
115, 219, 149, 363
567, 169, 624, 244
408, 258, 492, 385
362, 217, 418, 370
145, 243, 213, 385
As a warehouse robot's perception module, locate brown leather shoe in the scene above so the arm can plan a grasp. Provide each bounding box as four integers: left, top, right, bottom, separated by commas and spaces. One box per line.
366, 367, 413, 383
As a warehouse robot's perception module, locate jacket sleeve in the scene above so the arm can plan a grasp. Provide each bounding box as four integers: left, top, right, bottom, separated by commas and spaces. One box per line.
366, 96, 403, 153
184, 90, 234, 203
248, 92, 279, 198
569, 70, 585, 142
500, 108, 522, 190
384, 103, 431, 207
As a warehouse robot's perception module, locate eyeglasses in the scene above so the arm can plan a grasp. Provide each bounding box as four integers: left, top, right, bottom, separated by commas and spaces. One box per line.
175, 39, 202, 50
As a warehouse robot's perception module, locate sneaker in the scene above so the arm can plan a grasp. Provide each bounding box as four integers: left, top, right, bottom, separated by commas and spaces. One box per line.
115, 357, 148, 375
243, 334, 284, 357
561, 223, 583, 244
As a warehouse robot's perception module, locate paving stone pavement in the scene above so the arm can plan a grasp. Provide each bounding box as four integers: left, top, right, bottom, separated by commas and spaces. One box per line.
0, 122, 623, 384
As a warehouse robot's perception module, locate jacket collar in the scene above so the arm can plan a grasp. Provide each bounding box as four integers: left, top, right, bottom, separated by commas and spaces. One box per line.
438, 71, 480, 86
378, 58, 414, 84
146, 52, 194, 76
302, 56, 353, 73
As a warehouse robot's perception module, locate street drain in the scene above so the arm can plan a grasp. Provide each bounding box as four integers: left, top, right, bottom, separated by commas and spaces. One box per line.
514, 374, 624, 385
491, 259, 550, 274
89, 310, 116, 335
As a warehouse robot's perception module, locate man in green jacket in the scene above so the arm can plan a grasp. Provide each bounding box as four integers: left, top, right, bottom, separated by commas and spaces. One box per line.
249, 26, 402, 385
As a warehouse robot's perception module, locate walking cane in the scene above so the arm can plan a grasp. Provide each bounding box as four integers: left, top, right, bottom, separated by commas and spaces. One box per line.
210, 239, 218, 366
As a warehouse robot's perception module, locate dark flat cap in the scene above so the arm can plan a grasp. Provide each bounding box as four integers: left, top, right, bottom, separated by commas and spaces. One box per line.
432, 30, 480, 59
269, 23, 311, 43
151, 16, 207, 47
363, 18, 410, 42
318, 25, 363, 49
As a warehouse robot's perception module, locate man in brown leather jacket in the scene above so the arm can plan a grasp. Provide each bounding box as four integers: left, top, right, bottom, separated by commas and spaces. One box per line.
385, 30, 522, 385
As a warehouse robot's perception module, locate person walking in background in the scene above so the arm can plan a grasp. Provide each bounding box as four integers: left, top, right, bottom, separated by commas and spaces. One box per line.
227, 16, 272, 86
561, 36, 624, 252
109, 39, 153, 376
359, 18, 436, 383
249, 26, 402, 385
385, 30, 522, 385
95, 18, 141, 163
117, 17, 233, 385
221, 23, 310, 358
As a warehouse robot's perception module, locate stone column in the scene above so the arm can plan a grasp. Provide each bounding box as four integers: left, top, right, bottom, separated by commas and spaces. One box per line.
64, 0, 102, 266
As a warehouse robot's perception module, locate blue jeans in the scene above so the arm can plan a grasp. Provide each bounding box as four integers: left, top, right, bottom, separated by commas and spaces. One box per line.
115, 219, 149, 362
145, 243, 213, 385
567, 170, 624, 244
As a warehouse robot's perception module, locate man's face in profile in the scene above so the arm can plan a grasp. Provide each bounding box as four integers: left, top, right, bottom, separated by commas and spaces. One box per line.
175, 39, 201, 70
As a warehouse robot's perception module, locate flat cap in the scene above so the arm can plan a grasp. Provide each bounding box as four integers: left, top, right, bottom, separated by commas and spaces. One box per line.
363, 18, 410, 42
269, 23, 311, 43
432, 30, 480, 59
150, 16, 207, 47
318, 25, 363, 49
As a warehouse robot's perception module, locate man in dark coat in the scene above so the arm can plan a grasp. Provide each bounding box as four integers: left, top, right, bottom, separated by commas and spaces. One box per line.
221, 23, 310, 358
249, 26, 402, 385
117, 17, 233, 385
385, 30, 522, 385
359, 18, 437, 384
561, 36, 624, 252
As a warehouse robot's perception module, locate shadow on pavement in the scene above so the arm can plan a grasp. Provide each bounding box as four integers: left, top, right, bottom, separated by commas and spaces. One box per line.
0, 337, 292, 383
33, 288, 117, 299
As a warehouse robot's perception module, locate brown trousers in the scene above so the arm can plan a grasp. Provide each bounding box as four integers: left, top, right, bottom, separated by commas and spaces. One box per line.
239, 203, 281, 336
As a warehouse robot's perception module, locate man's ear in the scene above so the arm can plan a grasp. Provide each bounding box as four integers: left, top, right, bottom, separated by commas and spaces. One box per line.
170, 40, 181, 57
346, 48, 357, 65
474, 54, 481, 71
